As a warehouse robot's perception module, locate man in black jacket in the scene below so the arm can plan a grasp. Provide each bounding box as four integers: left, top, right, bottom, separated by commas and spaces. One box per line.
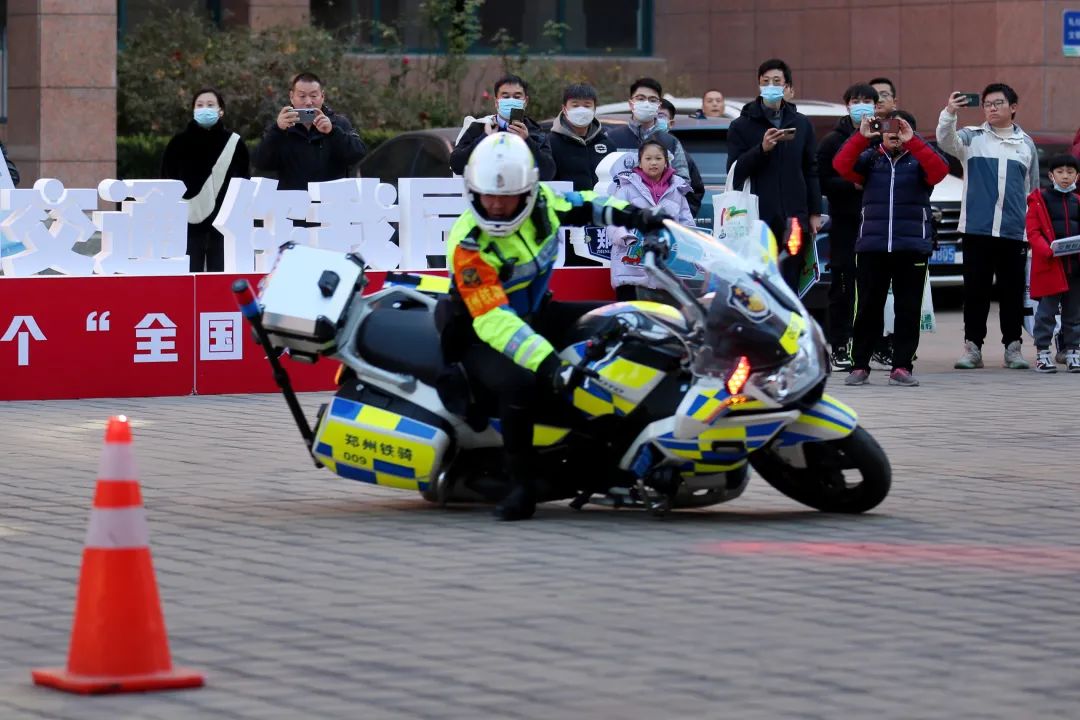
817, 83, 879, 369
726, 58, 823, 265
449, 74, 555, 180
252, 72, 367, 191
548, 83, 612, 191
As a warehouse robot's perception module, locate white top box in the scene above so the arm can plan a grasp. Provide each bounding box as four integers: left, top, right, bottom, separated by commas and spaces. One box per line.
259, 244, 364, 351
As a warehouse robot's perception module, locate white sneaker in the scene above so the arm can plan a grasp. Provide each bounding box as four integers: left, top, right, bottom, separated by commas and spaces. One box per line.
1067, 350, 1080, 373
1035, 349, 1057, 373
954, 341, 983, 369
1004, 341, 1030, 370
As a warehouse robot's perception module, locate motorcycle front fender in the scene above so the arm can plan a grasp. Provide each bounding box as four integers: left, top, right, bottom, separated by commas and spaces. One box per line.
771, 393, 858, 447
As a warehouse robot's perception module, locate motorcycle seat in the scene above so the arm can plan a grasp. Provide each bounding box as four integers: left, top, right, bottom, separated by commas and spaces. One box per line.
355, 308, 446, 386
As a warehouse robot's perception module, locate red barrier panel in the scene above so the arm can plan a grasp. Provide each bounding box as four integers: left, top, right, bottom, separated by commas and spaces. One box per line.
193, 273, 339, 395
0, 276, 195, 401
0, 267, 615, 401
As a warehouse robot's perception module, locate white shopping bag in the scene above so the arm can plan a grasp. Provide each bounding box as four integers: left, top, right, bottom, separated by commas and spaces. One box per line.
882, 277, 936, 333
920, 273, 936, 333
883, 283, 895, 335
712, 161, 759, 249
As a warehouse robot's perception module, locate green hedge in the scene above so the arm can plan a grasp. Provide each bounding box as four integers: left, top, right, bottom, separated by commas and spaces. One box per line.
117, 128, 398, 180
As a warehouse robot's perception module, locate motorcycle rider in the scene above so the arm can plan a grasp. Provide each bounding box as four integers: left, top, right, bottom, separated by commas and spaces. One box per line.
441, 133, 671, 521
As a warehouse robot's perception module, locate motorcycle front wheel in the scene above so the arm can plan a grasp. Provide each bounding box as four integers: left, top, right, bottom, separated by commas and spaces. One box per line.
750, 426, 891, 513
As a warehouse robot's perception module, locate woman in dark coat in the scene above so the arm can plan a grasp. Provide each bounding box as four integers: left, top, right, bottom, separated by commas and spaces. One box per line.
161, 88, 250, 272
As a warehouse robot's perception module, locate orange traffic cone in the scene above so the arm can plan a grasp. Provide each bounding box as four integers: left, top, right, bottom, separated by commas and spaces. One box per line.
32, 416, 204, 694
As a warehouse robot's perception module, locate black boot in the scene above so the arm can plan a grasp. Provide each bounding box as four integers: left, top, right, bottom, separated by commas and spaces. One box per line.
494, 453, 537, 521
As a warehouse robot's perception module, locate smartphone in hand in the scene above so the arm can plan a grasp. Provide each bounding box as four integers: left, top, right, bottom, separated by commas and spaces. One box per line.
870, 118, 901, 133
777, 127, 797, 142
296, 108, 318, 123
959, 92, 981, 107
878, 118, 900, 133
508, 107, 525, 125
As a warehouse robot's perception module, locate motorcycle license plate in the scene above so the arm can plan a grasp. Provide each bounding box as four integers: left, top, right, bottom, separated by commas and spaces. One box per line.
312, 397, 448, 491
930, 245, 956, 265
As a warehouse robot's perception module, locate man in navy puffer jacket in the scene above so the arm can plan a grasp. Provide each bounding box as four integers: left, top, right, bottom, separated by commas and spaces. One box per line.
833, 110, 949, 387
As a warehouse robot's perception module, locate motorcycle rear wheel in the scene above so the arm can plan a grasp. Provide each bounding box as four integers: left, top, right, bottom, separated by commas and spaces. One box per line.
750, 426, 891, 514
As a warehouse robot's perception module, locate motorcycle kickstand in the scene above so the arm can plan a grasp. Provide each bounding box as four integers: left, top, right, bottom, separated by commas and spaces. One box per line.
233, 279, 321, 468
635, 478, 671, 518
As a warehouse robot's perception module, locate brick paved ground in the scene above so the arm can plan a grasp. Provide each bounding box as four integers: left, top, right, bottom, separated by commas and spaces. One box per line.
1, 310, 1078, 720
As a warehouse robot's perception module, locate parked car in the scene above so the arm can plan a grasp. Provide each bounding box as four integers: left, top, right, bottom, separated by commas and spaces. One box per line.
356, 128, 458, 184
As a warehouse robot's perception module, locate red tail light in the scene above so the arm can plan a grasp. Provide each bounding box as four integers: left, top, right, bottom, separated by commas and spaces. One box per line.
726, 355, 752, 395
786, 218, 803, 256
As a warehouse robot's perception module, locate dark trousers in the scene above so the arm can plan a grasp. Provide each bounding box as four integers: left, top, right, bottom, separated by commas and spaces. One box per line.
188, 224, 225, 272
852, 251, 929, 372
826, 216, 859, 348
1033, 282, 1080, 350
460, 301, 594, 456
961, 234, 1027, 347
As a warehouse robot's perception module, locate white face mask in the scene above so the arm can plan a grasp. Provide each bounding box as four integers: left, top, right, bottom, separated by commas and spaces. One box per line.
632, 101, 659, 123
565, 106, 595, 128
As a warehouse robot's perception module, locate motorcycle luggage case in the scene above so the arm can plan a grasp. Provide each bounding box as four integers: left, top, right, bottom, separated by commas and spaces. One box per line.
312, 395, 451, 492
258, 243, 365, 357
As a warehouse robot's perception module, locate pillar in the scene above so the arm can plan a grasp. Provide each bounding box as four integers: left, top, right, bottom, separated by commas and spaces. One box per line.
6, 0, 117, 188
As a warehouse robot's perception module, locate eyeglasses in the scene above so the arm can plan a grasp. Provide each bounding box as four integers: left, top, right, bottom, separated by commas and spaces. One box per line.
983, 99, 1008, 109
876, 92, 894, 100
632, 94, 660, 104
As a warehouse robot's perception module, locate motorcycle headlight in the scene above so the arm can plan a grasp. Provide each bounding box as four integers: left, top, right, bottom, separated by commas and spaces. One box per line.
749, 344, 822, 404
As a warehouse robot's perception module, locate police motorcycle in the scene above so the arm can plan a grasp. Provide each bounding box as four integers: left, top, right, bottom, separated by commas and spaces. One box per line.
235, 216, 890, 516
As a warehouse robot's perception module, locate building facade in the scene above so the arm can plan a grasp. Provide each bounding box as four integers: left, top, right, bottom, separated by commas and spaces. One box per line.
2, 0, 1078, 189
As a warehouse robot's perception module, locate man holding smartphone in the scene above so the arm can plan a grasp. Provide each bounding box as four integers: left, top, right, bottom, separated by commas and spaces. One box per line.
252, 72, 367, 191
449, 74, 555, 180
726, 58, 823, 287
937, 83, 1039, 370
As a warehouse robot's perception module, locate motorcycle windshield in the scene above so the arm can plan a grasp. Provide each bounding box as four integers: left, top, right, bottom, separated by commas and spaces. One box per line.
662, 220, 785, 300
661, 222, 806, 377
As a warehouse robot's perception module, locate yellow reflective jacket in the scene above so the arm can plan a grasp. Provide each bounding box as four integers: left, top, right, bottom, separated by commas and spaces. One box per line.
446, 184, 635, 372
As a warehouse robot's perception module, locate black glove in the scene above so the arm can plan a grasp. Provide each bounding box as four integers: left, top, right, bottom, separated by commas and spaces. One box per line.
642, 234, 671, 261
538, 354, 575, 395
628, 206, 672, 233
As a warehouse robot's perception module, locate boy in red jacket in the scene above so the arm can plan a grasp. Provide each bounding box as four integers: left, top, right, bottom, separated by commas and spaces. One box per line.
1026, 153, 1080, 373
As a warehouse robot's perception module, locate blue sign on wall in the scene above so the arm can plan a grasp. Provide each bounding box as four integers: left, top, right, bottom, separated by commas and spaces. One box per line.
1065, 10, 1080, 56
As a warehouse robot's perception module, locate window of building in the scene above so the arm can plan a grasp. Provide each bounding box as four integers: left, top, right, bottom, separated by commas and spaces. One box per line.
118, 0, 222, 44
312, 0, 653, 56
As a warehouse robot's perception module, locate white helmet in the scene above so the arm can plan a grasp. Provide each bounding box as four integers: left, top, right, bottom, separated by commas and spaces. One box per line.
463, 133, 540, 237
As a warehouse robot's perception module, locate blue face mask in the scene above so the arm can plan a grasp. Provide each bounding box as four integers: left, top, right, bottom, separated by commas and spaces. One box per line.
849, 103, 875, 124
497, 97, 526, 120
194, 107, 220, 128
760, 85, 785, 104
1055, 182, 1077, 193
655, 117, 670, 133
